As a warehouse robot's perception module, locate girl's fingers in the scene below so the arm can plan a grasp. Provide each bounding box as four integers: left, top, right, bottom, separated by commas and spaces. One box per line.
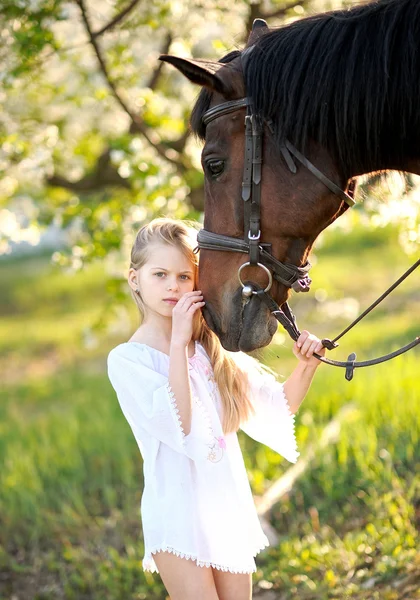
181, 290, 203, 299
296, 330, 309, 349
176, 290, 202, 306
186, 297, 204, 310
306, 340, 320, 357
178, 295, 203, 310
294, 333, 325, 361
188, 301, 205, 311
297, 335, 322, 357
174, 298, 204, 316
299, 337, 312, 355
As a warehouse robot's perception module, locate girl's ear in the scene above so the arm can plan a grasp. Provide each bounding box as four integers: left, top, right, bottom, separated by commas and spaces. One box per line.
127, 267, 138, 290
159, 55, 230, 96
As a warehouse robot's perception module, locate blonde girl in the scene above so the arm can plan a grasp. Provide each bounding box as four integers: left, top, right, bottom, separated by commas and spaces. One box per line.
107, 217, 325, 600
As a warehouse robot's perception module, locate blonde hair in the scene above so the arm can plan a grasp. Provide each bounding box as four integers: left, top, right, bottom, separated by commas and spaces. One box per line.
129, 217, 255, 434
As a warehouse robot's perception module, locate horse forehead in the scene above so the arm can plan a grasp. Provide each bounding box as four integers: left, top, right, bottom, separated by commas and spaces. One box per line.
203, 114, 244, 153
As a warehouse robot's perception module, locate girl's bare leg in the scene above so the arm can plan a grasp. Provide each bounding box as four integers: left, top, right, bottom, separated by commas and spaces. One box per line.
212, 569, 252, 600
152, 552, 220, 600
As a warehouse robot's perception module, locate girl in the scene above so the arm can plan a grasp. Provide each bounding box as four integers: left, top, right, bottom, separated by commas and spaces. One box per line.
107, 218, 326, 600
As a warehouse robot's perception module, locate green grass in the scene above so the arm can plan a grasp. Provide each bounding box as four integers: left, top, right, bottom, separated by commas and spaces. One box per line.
0, 220, 419, 599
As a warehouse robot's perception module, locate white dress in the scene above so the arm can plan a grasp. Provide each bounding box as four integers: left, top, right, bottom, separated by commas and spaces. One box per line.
107, 340, 299, 574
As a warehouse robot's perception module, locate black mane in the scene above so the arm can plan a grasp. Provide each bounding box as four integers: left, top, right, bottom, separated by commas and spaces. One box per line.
192, 0, 420, 176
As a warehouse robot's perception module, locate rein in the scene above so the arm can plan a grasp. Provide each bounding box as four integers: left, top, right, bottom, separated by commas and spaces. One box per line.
198, 91, 419, 380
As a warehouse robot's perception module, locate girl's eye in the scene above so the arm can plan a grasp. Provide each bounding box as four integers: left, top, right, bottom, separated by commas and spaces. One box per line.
180, 275, 191, 280
154, 272, 165, 277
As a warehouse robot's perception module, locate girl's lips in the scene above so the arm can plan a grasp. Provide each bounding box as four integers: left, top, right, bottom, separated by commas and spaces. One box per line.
163, 299, 178, 304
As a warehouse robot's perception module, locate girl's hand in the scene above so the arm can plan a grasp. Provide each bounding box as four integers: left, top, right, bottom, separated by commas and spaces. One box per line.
293, 330, 326, 367
171, 291, 205, 348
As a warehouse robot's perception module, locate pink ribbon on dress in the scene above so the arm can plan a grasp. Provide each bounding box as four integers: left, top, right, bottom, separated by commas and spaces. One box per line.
217, 436, 226, 450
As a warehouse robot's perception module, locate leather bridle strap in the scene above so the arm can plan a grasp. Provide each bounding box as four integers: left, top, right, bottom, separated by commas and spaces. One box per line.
202, 98, 249, 125
284, 140, 355, 206
254, 291, 301, 340
326, 255, 420, 347
254, 285, 420, 381
246, 107, 263, 265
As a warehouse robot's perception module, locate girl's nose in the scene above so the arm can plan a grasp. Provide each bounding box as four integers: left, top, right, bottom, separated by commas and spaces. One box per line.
167, 278, 179, 291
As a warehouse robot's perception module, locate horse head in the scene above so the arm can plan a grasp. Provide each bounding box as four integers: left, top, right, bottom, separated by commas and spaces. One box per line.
161, 0, 420, 351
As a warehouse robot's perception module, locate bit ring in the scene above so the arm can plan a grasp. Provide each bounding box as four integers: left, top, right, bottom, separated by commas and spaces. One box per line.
238, 262, 273, 293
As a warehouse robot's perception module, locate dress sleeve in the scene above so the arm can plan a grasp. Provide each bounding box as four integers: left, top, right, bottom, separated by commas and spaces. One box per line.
234, 352, 300, 464
107, 346, 213, 463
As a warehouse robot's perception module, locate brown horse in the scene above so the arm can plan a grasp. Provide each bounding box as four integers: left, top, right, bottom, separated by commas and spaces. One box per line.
161, 0, 420, 352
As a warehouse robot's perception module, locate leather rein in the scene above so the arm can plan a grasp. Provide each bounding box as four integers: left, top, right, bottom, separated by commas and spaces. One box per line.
197, 97, 420, 380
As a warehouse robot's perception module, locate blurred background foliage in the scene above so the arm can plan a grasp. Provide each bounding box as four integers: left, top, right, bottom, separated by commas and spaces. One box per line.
1, 0, 419, 271
0, 0, 419, 599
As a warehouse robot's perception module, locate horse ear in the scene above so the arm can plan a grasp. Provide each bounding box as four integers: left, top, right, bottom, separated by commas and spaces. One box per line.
246, 18, 268, 46
159, 55, 229, 95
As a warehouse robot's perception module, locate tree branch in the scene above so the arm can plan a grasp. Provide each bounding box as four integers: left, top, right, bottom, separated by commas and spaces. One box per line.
75, 0, 185, 170
46, 150, 131, 191
147, 32, 172, 90
137, 32, 192, 155
244, 2, 263, 41
264, 0, 306, 20
92, 0, 141, 38
163, 128, 191, 154
244, 0, 311, 38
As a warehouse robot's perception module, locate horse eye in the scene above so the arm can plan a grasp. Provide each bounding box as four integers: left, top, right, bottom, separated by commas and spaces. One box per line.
206, 159, 225, 177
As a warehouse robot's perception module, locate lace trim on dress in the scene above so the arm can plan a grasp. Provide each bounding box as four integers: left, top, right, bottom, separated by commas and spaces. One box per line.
253, 360, 299, 462
165, 382, 186, 448
143, 542, 269, 574
278, 384, 299, 459
165, 383, 226, 463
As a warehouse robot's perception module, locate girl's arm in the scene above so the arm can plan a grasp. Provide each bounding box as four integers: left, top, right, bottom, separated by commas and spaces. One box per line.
168, 290, 205, 435
283, 330, 325, 414
168, 342, 194, 435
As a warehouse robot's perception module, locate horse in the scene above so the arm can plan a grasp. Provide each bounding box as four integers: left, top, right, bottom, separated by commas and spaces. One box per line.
160, 0, 420, 353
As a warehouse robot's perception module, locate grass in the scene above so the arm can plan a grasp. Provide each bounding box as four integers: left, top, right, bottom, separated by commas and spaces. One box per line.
0, 219, 419, 599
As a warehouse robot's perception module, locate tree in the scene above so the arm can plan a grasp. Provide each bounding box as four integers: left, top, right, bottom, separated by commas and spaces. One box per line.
0, 0, 418, 275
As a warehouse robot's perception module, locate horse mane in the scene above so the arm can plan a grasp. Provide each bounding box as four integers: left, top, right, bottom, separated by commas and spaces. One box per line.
192, 0, 420, 176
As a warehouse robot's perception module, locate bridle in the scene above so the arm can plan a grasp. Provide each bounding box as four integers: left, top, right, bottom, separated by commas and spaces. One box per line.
198, 95, 355, 295
196, 63, 419, 379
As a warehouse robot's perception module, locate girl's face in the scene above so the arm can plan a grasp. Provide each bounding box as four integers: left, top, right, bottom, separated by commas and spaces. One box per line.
134, 242, 196, 318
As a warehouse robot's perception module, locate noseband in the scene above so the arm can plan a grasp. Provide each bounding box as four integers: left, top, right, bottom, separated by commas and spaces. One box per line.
196, 82, 420, 379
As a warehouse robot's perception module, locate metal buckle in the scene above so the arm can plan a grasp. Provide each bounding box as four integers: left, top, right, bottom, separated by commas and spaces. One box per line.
248, 230, 261, 241
238, 261, 273, 294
